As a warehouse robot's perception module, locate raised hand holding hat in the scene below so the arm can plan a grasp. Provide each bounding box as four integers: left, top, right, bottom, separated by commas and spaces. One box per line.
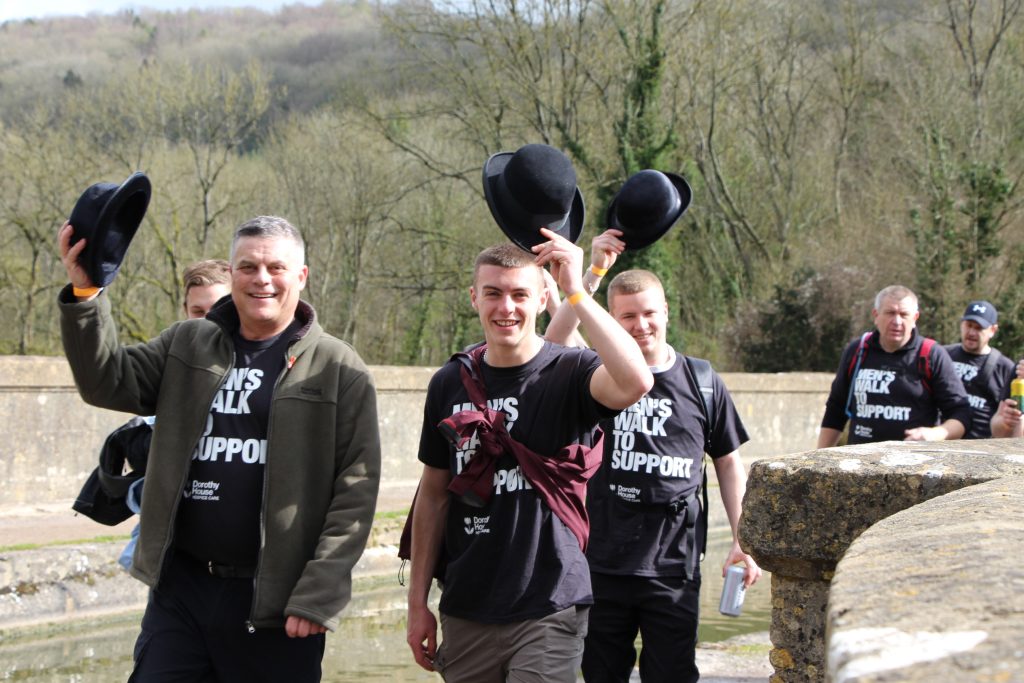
606, 169, 692, 249
59, 221, 97, 293
482, 143, 585, 251
64, 172, 151, 289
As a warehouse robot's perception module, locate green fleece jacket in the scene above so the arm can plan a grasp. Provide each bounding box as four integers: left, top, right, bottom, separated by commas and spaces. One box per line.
59, 287, 381, 631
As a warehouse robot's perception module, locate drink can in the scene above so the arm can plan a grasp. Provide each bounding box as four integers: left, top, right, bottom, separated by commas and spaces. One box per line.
1012, 378, 1024, 409
719, 564, 747, 617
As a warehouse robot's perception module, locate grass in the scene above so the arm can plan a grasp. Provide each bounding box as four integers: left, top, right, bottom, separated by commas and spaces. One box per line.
0, 510, 408, 553
0, 535, 130, 553
373, 508, 409, 521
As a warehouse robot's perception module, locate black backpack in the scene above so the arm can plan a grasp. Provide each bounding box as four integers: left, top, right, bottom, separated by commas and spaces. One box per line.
684, 356, 715, 561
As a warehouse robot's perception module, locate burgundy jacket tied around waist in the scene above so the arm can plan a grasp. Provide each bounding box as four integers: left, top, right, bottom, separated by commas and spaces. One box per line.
438, 345, 603, 551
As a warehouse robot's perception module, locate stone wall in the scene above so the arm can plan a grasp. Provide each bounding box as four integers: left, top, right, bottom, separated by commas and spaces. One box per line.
0, 356, 832, 509
739, 440, 1024, 682
827, 476, 1024, 682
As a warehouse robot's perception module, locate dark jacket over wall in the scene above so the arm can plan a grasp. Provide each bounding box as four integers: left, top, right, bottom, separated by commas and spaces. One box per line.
59, 288, 381, 631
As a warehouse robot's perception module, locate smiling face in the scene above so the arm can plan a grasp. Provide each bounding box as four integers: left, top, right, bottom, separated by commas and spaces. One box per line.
609, 285, 669, 366
470, 264, 548, 366
230, 236, 308, 340
872, 295, 919, 352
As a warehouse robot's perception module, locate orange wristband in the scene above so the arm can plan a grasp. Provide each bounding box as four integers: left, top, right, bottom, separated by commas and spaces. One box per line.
590, 265, 608, 277
567, 291, 587, 306
72, 286, 100, 298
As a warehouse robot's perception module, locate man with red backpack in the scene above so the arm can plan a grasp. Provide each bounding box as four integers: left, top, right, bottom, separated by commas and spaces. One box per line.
818, 285, 971, 446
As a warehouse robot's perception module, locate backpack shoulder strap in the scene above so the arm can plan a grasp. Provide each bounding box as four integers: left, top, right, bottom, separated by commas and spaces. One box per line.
847, 332, 873, 378
684, 354, 715, 565
974, 347, 1002, 401
918, 337, 936, 394
452, 345, 489, 408
685, 356, 715, 449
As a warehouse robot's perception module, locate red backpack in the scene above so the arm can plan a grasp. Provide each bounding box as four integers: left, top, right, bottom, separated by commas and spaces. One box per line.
847, 332, 936, 389
844, 331, 936, 417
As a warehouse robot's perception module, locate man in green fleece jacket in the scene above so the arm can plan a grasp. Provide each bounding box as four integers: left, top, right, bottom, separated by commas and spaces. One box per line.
58, 215, 381, 683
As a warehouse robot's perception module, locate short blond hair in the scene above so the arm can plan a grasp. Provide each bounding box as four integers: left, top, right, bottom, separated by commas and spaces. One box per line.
607, 269, 664, 308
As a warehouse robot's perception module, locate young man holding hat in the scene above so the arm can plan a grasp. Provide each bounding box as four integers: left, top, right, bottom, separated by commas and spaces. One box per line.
544, 170, 759, 683
944, 300, 1015, 439
818, 285, 971, 446
547, 264, 761, 683
58, 208, 380, 682
406, 144, 654, 683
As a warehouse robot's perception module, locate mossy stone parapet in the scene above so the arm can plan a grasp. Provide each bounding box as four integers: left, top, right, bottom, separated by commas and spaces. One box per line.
826, 476, 1024, 682
739, 440, 1024, 682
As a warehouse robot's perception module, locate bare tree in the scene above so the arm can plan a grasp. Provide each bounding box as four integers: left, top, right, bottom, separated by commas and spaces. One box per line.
160, 60, 275, 253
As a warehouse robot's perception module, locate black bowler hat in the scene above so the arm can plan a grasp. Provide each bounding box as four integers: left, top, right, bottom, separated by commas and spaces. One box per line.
482, 144, 585, 252
606, 170, 692, 249
68, 172, 151, 287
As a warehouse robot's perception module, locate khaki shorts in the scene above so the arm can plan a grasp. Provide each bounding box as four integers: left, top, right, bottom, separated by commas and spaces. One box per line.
435, 605, 589, 683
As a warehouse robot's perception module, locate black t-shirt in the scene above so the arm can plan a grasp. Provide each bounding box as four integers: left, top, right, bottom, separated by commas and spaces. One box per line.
821, 330, 972, 444
174, 324, 296, 566
945, 345, 1016, 439
418, 341, 612, 624
587, 351, 748, 578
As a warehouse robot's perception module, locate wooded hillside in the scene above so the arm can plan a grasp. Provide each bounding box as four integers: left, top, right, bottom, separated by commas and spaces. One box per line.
2, 0, 1023, 369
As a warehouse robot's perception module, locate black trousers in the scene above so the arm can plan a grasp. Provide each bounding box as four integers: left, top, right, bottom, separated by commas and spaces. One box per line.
128, 553, 325, 683
580, 572, 701, 683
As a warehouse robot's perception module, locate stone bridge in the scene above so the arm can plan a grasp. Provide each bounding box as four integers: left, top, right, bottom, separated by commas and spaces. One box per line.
740, 440, 1024, 682
0, 356, 831, 507
5, 355, 1023, 681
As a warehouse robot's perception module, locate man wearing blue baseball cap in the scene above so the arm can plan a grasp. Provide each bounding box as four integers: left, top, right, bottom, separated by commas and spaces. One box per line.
945, 300, 1018, 439
944, 301, 1016, 439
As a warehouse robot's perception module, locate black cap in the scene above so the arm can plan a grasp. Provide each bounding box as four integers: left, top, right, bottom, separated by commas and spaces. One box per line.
68, 172, 151, 287
961, 300, 997, 327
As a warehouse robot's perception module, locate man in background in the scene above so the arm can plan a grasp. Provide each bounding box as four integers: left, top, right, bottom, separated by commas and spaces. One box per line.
944, 301, 1015, 439
545, 232, 760, 683
182, 258, 231, 319
818, 285, 971, 446
117, 259, 234, 569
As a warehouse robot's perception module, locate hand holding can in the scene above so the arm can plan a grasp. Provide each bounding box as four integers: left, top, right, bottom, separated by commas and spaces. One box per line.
719, 564, 747, 617
1012, 378, 1024, 411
